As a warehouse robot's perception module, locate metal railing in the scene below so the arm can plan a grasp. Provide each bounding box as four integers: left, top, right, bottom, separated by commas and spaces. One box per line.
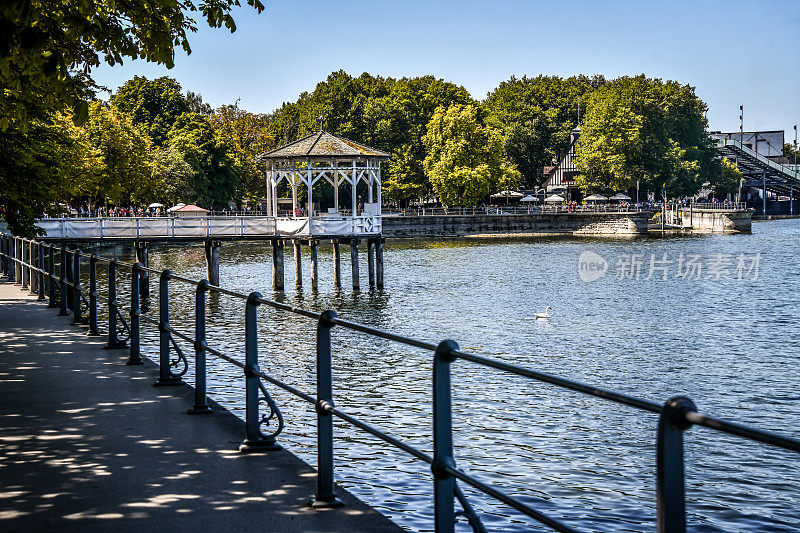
1, 233, 798, 533
384, 205, 645, 217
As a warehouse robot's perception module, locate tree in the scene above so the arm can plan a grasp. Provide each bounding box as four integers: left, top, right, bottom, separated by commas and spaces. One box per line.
0, 0, 264, 131
166, 113, 237, 209
574, 76, 715, 197
210, 103, 275, 206
484, 75, 602, 188
152, 147, 195, 203
423, 104, 519, 207
0, 0, 264, 234
84, 102, 160, 206
707, 157, 742, 198
111, 76, 190, 146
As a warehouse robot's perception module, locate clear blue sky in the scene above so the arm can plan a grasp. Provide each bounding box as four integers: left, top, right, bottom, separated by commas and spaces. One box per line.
93, 0, 800, 144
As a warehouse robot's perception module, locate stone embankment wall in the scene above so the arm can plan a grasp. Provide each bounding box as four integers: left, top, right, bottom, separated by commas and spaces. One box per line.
678, 209, 752, 233
382, 212, 651, 238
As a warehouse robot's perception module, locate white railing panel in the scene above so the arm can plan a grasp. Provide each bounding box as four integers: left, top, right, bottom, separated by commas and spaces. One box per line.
242, 218, 277, 235
137, 218, 173, 237
275, 218, 310, 236
207, 218, 241, 236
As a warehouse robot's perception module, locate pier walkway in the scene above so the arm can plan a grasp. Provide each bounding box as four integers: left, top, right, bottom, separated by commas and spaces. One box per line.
0, 280, 400, 533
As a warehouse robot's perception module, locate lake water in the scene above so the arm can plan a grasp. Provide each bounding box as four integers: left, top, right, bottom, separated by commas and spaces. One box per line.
102, 219, 800, 532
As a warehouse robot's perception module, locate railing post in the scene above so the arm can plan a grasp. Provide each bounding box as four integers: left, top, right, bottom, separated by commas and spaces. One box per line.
37, 243, 45, 300
14, 237, 20, 283
656, 396, 696, 533
432, 339, 459, 533
58, 247, 68, 316
47, 245, 56, 307
311, 310, 343, 508
188, 280, 213, 414
21, 239, 29, 290
239, 292, 281, 452
105, 261, 127, 348
71, 250, 85, 325
65, 247, 74, 311
87, 254, 100, 335
155, 270, 183, 385
126, 262, 143, 365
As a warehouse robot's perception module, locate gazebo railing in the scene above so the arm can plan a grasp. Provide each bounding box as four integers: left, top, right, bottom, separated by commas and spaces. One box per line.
1, 233, 799, 533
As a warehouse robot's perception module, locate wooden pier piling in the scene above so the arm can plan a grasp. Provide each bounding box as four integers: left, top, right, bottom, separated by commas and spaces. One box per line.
204, 240, 220, 286
272, 239, 285, 291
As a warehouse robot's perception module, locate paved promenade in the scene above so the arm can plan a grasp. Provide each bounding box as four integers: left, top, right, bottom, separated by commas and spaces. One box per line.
0, 280, 401, 532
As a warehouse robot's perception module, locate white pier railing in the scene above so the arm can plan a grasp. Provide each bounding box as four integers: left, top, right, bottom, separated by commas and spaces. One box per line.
36, 215, 381, 240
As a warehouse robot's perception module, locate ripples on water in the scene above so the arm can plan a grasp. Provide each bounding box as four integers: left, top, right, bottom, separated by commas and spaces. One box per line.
90, 219, 800, 532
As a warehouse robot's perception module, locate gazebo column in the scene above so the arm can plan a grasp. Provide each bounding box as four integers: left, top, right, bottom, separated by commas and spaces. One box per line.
352, 159, 357, 216
291, 176, 298, 216
350, 238, 360, 291
307, 166, 313, 219
310, 240, 319, 290
293, 239, 302, 288
272, 239, 284, 291
367, 239, 376, 287
332, 240, 341, 287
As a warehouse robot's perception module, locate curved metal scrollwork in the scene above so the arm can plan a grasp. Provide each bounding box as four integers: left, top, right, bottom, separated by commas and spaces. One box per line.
257, 378, 284, 441
115, 306, 131, 343
455, 482, 487, 533
167, 333, 188, 378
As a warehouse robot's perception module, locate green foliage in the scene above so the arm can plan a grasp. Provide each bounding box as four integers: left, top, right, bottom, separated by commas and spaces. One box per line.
483, 75, 602, 188
784, 142, 800, 161
266, 71, 473, 203
574, 75, 715, 197
0, 0, 263, 232
0, 0, 264, 131
111, 76, 190, 146
166, 113, 238, 209
707, 157, 743, 197
84, 102, 160, 206
210, 103, 275, 206
423, 104, 519, 207
153, 147, 195, 203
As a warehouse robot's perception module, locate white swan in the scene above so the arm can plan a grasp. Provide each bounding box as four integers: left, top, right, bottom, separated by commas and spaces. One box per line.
534, 306, 551, 320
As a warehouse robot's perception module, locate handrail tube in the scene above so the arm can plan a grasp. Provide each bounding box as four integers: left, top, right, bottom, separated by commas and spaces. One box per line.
253, 368, 316, 405
311, 310, 342, 507
188, 280, 213, 414
126, 263, 143, 365
105, 261, 127, 348
87, 255, 99, 335
454, 350, 662, 413
684, 411, 800, 452
37, 243, 45, 300
58, 248, 68, 316
71, 250, 84, 325
656, 396, 695, 533
433, 340, 458, 533
239, 292, 281, 452
331, 316, 439, 351
156, 270, 183, 386
47, 245, 57, 307
443, 464, 577, 533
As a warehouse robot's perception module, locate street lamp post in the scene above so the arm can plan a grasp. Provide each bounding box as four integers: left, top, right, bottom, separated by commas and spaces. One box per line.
792, 125, 797, 216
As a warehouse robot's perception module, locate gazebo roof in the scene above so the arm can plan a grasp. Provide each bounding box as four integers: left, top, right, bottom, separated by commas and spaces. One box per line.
258, 131, 390, 160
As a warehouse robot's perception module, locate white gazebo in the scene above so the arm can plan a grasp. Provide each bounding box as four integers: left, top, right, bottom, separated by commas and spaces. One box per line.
258, 130, 390, 237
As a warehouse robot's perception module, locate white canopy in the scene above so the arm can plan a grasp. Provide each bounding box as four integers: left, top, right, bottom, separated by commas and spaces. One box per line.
584, 194, 609, 201
148, 202, 164, 208
545, 194, 566, 203
612, 193, 632, 200
491, 190, 524, 198
166, 203, 186, 212
520, 195, 540, 202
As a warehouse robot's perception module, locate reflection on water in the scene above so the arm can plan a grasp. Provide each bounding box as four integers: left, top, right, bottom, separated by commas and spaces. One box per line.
94, 219, 800, 532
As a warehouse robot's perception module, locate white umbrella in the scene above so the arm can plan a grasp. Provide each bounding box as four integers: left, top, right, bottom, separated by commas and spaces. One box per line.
148, 202, 164, 208
612, 193, 632, 200
584, 194, 609, 201
545, 194, 566, 203
520, 195, 540, 202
